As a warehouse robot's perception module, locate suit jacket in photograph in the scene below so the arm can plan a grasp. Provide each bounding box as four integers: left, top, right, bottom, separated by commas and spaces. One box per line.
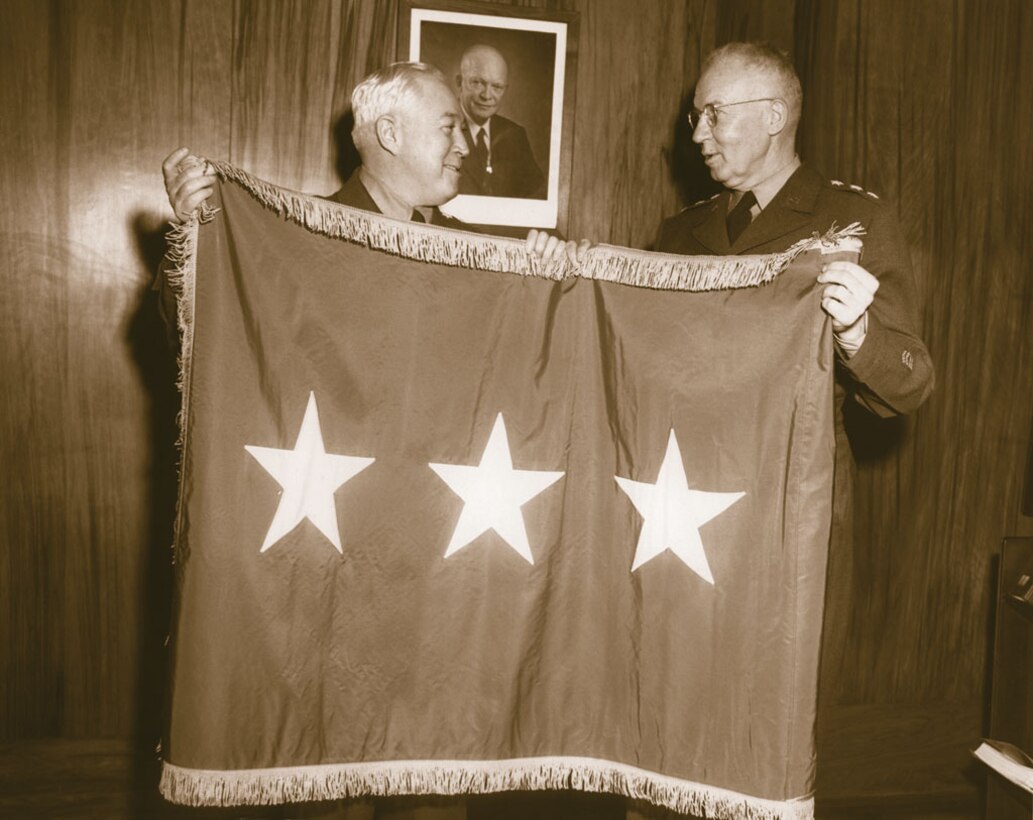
460, 114, 546, 199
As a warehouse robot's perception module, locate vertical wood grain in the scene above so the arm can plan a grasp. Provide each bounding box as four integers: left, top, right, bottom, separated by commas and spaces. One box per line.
224, 0, 408, 196
0, 0, 62, 741
795, 0, 1033, 709
569, 0, 717, 248
1, 0, 1031, 810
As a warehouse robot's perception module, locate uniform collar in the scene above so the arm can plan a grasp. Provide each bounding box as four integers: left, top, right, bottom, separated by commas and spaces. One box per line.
690, 163, 823, 254
327, 169, 381, 213
329, 169, 439, 224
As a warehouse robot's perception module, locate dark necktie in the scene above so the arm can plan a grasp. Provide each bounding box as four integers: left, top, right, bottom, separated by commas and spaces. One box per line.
468, 126, 488, 173
726, 191, 757, 244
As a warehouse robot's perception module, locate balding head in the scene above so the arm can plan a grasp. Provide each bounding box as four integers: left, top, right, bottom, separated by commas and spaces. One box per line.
691, 42, 802, 191
702, 43, 802, 133
456, 44, 509, 125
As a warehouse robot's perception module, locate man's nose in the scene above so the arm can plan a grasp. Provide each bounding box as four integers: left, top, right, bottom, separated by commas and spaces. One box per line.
691, 119, 709, 144
454, 128, 470, 156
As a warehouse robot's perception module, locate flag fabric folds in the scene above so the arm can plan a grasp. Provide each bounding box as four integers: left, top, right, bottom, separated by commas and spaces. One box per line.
159, 164, 844, 820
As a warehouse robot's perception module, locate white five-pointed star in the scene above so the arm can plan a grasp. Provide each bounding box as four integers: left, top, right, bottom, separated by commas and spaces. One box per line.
615, 429, 744, 583
244, 392, 374, 553
429, 413, 564, 564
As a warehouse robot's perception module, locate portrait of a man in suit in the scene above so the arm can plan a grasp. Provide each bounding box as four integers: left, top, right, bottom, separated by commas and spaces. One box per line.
406, 8, 569, 228
455, 44, 545, 199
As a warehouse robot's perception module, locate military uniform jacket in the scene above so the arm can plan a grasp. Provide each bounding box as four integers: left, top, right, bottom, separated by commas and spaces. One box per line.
326, 169, 467, 230
657, 163, 934, 420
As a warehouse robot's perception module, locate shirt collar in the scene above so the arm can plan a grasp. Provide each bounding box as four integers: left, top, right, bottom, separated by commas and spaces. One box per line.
749, 156, 802, 209
465, 116, 491, 141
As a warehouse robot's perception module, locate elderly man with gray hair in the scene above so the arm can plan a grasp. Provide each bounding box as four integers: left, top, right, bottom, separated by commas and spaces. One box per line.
652, 53, 934, 779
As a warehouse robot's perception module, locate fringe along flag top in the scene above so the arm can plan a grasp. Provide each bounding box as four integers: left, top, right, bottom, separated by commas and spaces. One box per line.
159, 162, 861, 819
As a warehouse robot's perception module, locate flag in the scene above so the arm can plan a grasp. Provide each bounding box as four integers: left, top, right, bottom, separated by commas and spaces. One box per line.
160, 163, 850, 819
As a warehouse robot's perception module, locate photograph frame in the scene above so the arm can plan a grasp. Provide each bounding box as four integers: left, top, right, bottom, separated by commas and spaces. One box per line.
399, 0, 579, 235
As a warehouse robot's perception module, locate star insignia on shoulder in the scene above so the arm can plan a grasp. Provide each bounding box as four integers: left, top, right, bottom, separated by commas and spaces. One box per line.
830, 179, 881, 200
679, 192, 721, 213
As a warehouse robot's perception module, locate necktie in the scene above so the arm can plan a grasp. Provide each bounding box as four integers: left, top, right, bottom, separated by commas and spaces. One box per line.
468, 126, 488, 173
726, 191, 757, 244
477, 128, 489, 169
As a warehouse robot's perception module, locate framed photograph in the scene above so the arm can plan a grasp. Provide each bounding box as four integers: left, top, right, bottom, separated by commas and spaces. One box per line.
400, 1, 579, 233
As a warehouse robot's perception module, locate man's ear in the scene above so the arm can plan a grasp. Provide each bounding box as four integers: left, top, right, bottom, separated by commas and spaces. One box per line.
375, 115, 401, 155
767, 100, 789, 136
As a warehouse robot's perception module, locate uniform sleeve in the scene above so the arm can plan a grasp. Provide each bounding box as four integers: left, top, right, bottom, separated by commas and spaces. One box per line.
655, 211, 695, 255
837, 202, 934, 416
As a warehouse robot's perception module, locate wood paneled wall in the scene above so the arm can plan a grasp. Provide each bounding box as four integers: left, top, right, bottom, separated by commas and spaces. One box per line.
2, 0, 1031, 808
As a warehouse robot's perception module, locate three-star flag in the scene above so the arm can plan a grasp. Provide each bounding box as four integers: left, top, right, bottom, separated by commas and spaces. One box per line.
163, 169, 839, 814
245, 400, 743, 579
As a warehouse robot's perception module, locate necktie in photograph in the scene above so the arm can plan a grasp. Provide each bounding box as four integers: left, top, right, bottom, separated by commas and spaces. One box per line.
726, 191, 757, 244
467, 126, 488, 175
477, 128, 490, 173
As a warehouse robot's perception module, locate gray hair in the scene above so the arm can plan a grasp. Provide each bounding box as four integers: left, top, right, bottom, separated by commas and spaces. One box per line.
704, 42, 803, 127
351, 62, 449, 139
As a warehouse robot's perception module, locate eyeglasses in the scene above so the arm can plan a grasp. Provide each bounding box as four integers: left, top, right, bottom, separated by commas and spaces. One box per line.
688, 98, 780, 130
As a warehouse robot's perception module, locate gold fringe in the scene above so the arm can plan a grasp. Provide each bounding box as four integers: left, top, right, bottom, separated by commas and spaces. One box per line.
161, 203, 219, 436
162, 219, 198, 442
162, 204, 218, 565
160, 757, 813, 819
206, 159, 865, 293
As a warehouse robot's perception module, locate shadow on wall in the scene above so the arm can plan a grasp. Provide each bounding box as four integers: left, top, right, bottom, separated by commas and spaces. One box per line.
843, 399, 907, 464
333, 108, 361, 188
666, 88, 723, 215
126, 211, 182, 817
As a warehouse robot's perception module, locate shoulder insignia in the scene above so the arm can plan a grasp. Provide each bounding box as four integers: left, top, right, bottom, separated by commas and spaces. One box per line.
679, 192, 720, 213
829, 178, 881, 200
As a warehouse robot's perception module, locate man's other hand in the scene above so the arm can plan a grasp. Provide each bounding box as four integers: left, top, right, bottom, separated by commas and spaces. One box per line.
162, 147, 217, 223
817, 260, 879, 349
525, 229, 592, 268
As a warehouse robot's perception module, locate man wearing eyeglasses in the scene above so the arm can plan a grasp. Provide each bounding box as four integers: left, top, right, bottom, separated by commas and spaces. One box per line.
656, 42, 934, 622
455, 44, 546, 199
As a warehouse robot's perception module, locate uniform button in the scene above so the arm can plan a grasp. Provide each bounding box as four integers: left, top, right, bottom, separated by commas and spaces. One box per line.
902, 350, 914, 370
